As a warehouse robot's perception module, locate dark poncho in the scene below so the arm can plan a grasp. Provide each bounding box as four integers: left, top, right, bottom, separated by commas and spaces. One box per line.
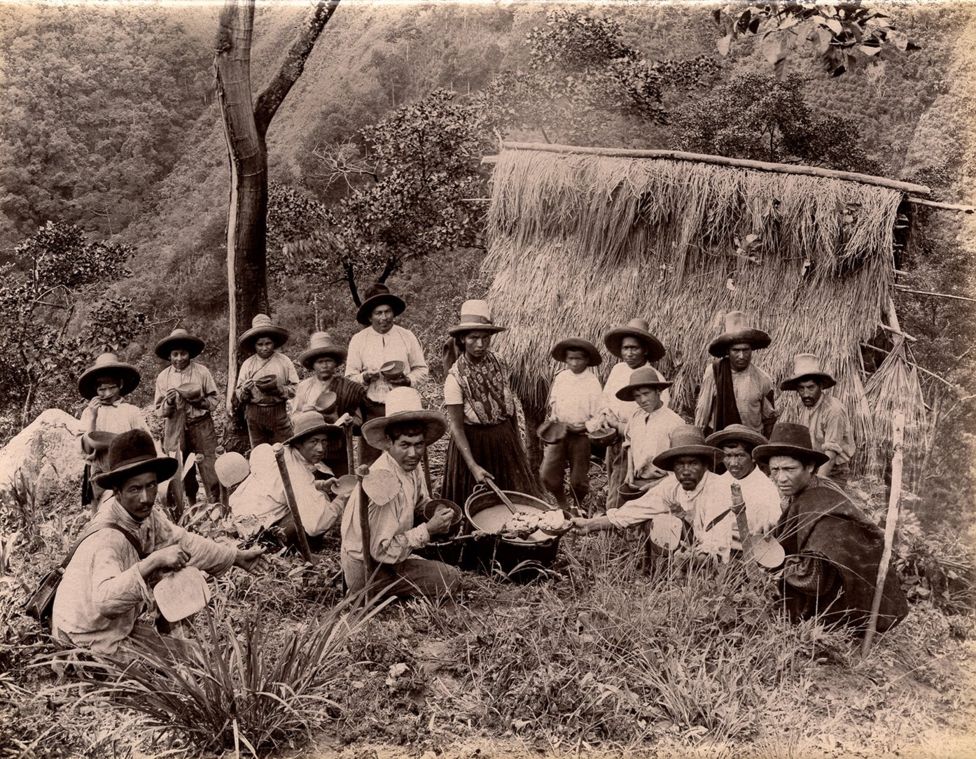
774, 477, 908, 634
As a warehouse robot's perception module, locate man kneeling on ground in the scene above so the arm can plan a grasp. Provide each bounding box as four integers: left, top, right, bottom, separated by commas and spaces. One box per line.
341, 388, 461, 601
52, 430, 264, 656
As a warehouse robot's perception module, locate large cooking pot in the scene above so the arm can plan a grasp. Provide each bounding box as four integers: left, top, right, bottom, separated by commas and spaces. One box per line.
462, 484, 561, 580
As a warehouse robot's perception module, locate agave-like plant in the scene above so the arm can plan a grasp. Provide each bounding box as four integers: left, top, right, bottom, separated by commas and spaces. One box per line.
67, 592, 389, 757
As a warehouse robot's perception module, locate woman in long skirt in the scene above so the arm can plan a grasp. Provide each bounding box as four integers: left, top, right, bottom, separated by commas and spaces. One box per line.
441, 300, 540, 505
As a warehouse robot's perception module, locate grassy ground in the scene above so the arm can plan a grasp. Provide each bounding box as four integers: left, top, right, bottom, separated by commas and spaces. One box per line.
2, 475, 975, 758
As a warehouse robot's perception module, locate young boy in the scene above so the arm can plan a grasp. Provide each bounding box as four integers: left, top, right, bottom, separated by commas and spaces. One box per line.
153, 328, 221, 504
614, 366, 684, 495
539, 338, 604, 511
235, 314, 299, 447
78, 352, 152, 507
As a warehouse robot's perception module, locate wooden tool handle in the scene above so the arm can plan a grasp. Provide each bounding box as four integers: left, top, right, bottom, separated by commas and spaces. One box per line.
274, 444, 314, 563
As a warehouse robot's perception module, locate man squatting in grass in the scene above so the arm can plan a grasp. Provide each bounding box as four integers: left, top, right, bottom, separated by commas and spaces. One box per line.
235, 314, 299, 447
52, 430, 264, 656
229, 411, 349, 546
78, 352, 153, 508
779, 353, 856, 488
539, 338, 604, 513
341, 388, 460, 600
152, 328, 221, 504
573, 425, 755, 563
599, 318, 670, 511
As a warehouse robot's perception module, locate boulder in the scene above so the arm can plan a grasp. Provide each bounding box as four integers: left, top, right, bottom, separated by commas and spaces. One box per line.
0, 408, 85, 513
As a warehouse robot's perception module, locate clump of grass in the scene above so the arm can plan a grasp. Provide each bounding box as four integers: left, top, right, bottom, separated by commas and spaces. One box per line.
68, 594, 387, 757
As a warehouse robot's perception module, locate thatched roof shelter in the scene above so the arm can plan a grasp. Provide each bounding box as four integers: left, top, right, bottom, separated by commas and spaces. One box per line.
483, 141, 934, 479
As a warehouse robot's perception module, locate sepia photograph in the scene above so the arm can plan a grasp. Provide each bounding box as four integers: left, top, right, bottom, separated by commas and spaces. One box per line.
0, 0, 974, 756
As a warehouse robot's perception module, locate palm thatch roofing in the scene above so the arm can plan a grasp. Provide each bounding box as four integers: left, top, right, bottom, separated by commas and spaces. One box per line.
483, 142, 932, 479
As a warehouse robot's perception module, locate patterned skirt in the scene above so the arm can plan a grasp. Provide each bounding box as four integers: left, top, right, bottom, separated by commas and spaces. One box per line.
441, 417, 541, 506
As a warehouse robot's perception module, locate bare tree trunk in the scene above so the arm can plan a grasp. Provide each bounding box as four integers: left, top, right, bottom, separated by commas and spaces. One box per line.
213, 0, 340, 408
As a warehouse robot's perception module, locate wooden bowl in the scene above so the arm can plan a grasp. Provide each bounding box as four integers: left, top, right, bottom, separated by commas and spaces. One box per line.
255, 374, 278, 388
587, 427, 617, 446
380, 360, 405, 380
82, 430, 116, 454
312, 389, 337, 414
617, 482, 645, 503
177, 382, 204, 403
536, 420, 567, 444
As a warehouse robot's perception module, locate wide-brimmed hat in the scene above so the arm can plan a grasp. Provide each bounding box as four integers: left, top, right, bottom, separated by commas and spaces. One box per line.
448, 299, 507, 337
215, 452, 249, 488
705, 424, 768, 452
238, 314, 289, 352
299, 331, 347, 369
615, 366, 673, 401
154, 328, 205, 361
92, 429, 178, 490
551, 338, 602, 366
78, 353, 141, 400
603, 318, 666, 362
779, 353, 837, 391
362, 387, 447, 450
356, 283, 406, 326
652, 425, 723, 472
285, 410, 344, 446
752, 423, 829, 467
708, 311, 771, 358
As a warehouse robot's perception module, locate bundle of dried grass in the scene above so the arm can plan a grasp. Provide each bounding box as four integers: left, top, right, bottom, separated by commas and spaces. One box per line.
863, 338, 932, 489
484, 145, 904, 472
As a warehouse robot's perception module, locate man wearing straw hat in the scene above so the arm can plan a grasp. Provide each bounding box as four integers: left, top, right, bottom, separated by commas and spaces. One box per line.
573, 425, 744, 563
78, 352, 153, 507
235, 314, 299, 448
705, 424, 781, 550
779, 353, 855, 487
229, 411, 348, 544
153, 328, 221, 504
694, 311, 777, 438
52, 429, 264, 655
341, 387, 460, 600
294, 331, 368, 476
752, 423, 906, 633
600, 318, 670, 511
346, 283, 429, 465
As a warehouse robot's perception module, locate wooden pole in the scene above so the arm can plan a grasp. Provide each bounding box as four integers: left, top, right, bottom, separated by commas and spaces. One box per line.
498, 141, 932, 196
894, 285, 976, 304
907, 197, 975, 213
273, 443, 314, 563
862, 410, 905, 656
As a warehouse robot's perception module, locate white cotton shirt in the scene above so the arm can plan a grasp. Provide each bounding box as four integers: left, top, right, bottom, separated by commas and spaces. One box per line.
717, 466, 783, 549
601, 362, 670, 426
548, 369, 603, 426
625, 405, 685, 481
345, 325, 428, 403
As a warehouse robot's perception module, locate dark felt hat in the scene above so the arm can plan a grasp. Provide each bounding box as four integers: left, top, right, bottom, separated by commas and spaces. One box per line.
93, 429, 178, 490
603, 318, 666, 362
752, 423, 829, 467
705, 424, 768, 452
238, 314, 289, 351
78, 353, 141, 400
614, 366, 672, 401
551, 338, 602, 366
356, 283, 406, 326
779, 353, 837, 391
652, 425, 723, 472
154, 328, 205, 361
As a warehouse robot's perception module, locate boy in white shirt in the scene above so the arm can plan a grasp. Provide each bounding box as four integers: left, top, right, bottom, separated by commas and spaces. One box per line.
539, 338, 604, 511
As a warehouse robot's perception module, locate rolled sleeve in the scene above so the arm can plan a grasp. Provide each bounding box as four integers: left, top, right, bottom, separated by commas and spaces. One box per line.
606, 488, 670, 529
90, 540, 151, 618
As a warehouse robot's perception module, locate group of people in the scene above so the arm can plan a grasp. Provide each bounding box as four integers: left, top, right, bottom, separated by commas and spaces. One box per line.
51, 284, 905, 657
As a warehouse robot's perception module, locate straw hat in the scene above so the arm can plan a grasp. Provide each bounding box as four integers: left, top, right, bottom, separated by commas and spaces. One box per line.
551, 338, 602, 366
779, 353, 837, 391
362, 387, 447, 450
285, 410, 344, 447
78, 352, 141, 400
651, 425, 723, 472
238, 314, 289, 352
752, 423, 829, 467
299, 331, 347, 369
705, 424, 768, 452
356, 283, 406, 326
707, 311, 771, 358
614, 366, 673, 401
603, 318, 666, 362
215, 452, 249, 488
448, 300, 507, 337
92, 429, 178, 489
154, 328, 205, 361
